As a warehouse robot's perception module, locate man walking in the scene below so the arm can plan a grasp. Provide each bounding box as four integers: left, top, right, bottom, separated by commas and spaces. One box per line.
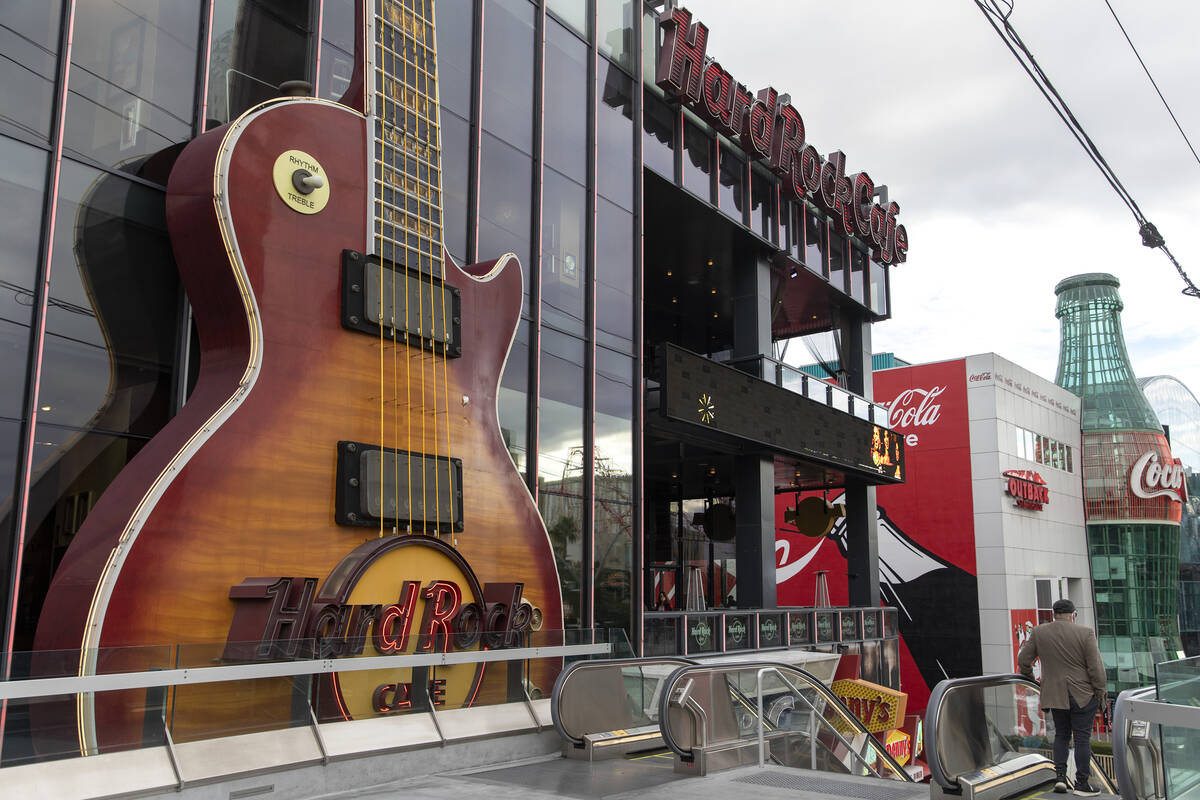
1017, 599, 1107, 796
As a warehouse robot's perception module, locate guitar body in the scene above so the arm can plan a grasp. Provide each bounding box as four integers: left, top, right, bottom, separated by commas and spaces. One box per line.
34, 97, 563, 752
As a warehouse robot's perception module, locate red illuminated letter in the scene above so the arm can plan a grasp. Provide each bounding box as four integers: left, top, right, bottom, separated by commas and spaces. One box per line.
416, 580, 463, 653
656, 9, 708, 103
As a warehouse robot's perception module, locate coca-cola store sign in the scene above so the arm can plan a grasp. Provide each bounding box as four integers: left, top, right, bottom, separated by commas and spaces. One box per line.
887, 386, 946, 448
1130, 451, 1188, 504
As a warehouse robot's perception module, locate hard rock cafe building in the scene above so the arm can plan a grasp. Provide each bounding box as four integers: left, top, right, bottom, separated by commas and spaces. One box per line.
0, 0, 909, 763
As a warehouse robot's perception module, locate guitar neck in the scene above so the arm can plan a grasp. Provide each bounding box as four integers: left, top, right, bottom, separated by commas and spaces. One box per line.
369, 0, 445, 278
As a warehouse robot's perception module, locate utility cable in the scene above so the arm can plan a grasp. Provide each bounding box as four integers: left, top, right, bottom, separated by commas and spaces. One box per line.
1102, 0, 1200, 171
973, 0, 1200, 297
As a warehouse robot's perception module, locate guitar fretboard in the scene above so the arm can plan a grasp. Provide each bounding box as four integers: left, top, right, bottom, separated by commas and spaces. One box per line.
371, 0, 443, 277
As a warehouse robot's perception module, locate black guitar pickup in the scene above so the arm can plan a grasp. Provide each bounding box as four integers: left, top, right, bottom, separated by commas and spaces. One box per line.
335, 441, 464, 533
341, 249, 462, 357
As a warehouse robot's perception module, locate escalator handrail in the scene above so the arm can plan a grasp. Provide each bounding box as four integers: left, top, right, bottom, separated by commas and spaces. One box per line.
656, 660, 914, 782
924, 673, 1116, 795
550, 656, 697, 746
1112, 685, 1156, 800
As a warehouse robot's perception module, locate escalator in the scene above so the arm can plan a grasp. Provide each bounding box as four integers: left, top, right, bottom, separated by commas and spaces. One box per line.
925, 674, 1118, 799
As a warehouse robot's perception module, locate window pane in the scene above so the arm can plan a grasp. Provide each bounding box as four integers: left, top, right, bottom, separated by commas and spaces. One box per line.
432, 0, 473, 118
478, 132, 532, 308
206, 0, 313, 129
499, 320, 531, 481
597, 0, 633, 71
547, 0, 588, 38
544, 20, 587, 183
681, 121, 711, 200
717, 146, 744, 220
0, 137, 49, 419
541, 169, 587, 336
65, 1, 202, 170
440, 110, 469, 263
595, 348, 633, 636
539, 330, 585, 628
482, 0, 534, 153
0, 1, 63, 142
39, 160, 181, 438
643, 90, 675, 179
780, 199, 796, 261
597, 58, 633, 209
596, 198, 633, 351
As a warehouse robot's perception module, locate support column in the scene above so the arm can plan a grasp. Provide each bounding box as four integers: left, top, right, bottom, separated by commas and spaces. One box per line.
735, 455, 776, 609
843, 316, 880, 607
732, 253, 775, 609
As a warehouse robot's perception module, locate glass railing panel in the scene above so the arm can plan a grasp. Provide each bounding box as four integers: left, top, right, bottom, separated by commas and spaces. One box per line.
829, 385, 850, 413
552, 656, 694, 744
2, 645, 175, 766
659, 662, 910, 781
806, 377, 828, 403
1155, 655, 1200, 800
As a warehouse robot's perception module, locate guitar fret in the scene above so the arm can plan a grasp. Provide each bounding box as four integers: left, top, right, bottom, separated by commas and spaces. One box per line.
375, 121, 439, 168
375, 185, 443, 232
376, 192, 442, 232
376, 161, 440, 204
375, 96, 439, 150
377, 18, 437, 67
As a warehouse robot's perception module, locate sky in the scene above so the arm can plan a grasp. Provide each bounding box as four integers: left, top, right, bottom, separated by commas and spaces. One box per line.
676, 0, 1200, 399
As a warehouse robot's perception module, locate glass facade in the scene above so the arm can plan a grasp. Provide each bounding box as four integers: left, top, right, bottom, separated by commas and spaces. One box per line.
0, 1, 899, 717
1054, 273, 1185, 693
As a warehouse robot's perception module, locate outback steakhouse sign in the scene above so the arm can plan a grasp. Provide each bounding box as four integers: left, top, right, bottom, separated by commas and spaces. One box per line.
1003, 470, 1049, 511
656, 8, 908, 266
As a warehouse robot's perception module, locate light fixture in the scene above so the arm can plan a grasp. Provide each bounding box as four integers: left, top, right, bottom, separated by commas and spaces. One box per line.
710, 288, 716, 294
40, 405, 52, 412
712, 312, 718, 318
706, 259, 713, 266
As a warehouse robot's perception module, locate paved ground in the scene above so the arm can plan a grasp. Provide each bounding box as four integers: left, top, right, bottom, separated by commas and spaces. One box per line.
308, 753, 1118, 800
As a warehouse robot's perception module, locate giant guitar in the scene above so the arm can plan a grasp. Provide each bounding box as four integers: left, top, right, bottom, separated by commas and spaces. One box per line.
34, 0, 563, 753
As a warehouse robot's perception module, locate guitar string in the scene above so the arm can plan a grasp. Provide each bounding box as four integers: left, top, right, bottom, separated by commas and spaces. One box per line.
399, 0, 419, 538
407, 0, 429, 540
378, 0, 388, 540
417, 0, 443, 543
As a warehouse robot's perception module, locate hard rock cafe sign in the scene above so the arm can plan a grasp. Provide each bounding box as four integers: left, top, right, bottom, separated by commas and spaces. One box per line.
223, 536, 539, 718
656, 8, 908, 267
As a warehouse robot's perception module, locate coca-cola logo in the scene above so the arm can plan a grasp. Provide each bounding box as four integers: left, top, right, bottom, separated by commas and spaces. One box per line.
887, 386, 946, 429
968, 372, 992, 382
1130, 451, 1188, 503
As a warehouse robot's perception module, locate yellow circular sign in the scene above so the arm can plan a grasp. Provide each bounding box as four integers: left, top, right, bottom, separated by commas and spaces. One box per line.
272, 149, 330, 214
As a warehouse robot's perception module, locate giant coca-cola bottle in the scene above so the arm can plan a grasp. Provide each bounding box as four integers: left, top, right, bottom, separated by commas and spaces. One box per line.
1055, 274, 1186, 694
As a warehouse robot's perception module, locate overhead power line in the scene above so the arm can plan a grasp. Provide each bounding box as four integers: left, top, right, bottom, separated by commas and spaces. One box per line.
972, 0, 1200, 298
1102, 0, 1200, 172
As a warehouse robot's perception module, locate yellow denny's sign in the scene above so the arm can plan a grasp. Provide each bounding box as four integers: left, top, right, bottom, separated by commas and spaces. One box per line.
831, 678, 907, 733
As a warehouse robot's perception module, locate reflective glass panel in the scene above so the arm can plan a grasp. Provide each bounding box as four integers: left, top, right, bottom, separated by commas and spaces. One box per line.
870, 260, 887, 315
544, 19, 587, 183
65, 1, 202, 171
538, 330, 585, 628
681, 121, 711, 200
541, 169, 586, 335
478, 132, 532, 308
595, 198, 633, 351
206, 0, 313, 129
481, 0, 534, 153
850, 246, 866, 304
0, 137, 50, 419
595, 348, 633, 636
318, 0, 355, 104
751, 169, 776, 242
440, 109, 469, 263
642, 90, 674, 179
597, 58, 633, 209
717, 146, 744, 221
432, 0, 473, 119
597, 0, 633, 71
499, 320, 531, 481
0, 1, 63, 142
804, 207, 824, 275
828, 228, 846, 292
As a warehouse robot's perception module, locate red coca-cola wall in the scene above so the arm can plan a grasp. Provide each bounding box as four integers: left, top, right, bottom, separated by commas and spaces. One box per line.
776, 359, 980, 714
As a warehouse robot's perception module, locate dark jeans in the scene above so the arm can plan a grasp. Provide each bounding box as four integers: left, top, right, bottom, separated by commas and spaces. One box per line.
1051, 695, 1100, 784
